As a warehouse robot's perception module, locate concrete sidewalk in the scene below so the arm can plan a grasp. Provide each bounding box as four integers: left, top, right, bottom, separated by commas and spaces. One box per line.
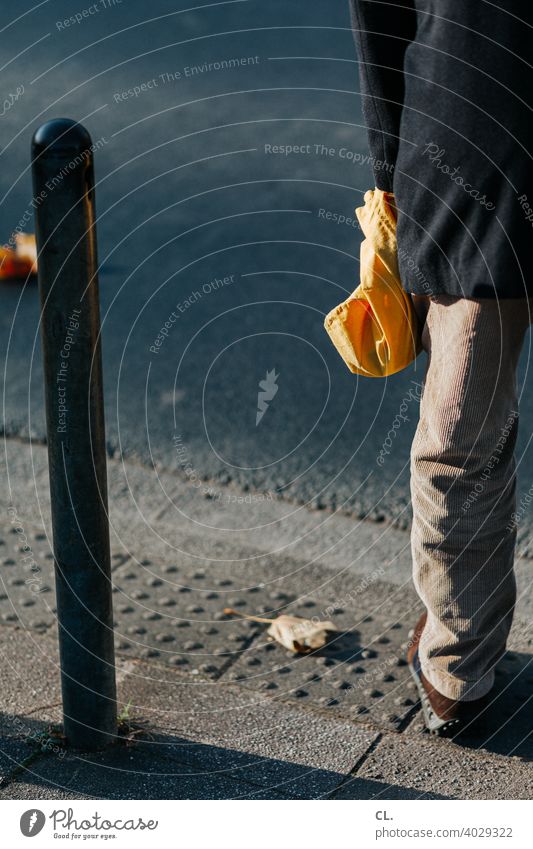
0, 439, 531, 799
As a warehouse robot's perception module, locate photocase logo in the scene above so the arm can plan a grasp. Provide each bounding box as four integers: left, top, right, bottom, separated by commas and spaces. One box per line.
20, 810, 46, 837
256, 368, 279, 425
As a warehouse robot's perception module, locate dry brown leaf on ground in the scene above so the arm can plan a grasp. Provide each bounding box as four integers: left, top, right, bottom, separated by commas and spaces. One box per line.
224, 608, 337, 654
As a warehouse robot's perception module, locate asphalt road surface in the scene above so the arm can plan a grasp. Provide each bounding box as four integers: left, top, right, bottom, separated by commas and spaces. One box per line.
2, 0, 533, 554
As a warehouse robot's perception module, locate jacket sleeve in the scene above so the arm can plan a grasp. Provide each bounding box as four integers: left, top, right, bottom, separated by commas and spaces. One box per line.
350, 0, 417, 192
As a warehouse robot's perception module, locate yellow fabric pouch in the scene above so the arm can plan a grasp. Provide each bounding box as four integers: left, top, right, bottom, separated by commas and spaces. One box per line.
324, 189, 421, 377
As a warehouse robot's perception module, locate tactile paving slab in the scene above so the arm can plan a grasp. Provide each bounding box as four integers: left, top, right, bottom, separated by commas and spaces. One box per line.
0, 525, 128, 631
110, 556, 267, 675
224, 579, 423, 732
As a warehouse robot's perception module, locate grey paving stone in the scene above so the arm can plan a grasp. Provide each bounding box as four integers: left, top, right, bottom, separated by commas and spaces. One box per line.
116, 660, 378, 798
0, 737, 36, 784
0, 625, 62, 716
0, 745, 286, 800
225, 579, 423, 731
349, 732, 533, 800
111, 555, 261, 673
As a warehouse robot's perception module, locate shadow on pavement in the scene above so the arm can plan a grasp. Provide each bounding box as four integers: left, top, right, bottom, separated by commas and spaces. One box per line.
447, 651, 533, 760
0, 714, 446, 801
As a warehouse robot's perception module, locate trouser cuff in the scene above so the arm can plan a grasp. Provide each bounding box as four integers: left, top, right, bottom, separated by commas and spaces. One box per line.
420, 659, 495, 702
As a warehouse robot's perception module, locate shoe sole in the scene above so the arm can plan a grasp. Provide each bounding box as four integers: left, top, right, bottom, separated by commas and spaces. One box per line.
408, 649, 462, 737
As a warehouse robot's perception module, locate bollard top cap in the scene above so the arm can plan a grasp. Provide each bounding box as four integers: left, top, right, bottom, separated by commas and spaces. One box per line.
32, 118, 93, 160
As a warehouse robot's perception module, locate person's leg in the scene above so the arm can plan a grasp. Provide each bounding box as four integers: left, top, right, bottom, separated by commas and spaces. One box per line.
411, 295, 530, 701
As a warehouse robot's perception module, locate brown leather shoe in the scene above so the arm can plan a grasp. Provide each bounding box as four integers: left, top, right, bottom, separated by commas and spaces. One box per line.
407, 612, 487, 736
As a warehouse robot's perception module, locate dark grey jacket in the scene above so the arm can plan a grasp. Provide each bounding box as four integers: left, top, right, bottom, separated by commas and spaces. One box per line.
351, 0, 533, 298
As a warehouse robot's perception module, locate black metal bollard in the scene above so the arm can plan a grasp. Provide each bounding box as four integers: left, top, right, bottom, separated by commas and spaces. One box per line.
31, 119, 117, 750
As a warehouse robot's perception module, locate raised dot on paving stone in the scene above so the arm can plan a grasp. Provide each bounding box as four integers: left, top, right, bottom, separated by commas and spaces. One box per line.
175, 621, 191, 628
354, 705, 369, 715
0, 593, 7, 601
335, 680, 352, 690
201, 626, 219, 635
384, 713, 399, 723
29, 620, 47, 629
131, 590, 149, 600
265, 642, 276, 651
123, 572, 136, 581
302, 601, 316, 608
378, 636, 390, 644
276, 666, 291, 674
158, 597, 176, 606
126, 626, 146, 635
364, 688, 383, 698
162, 565, 178, 573
3, 613, 19, 622
361, 649, 377, 660
3, 559, 15, 566
9, 578, 24, 586
155, 633, 175, 643
229, 673, 245, 681
247, 586, 260, 593
184, 641, 203, 650
140, 559, 151, 566
307, 673, 321, 682
142, 648, 160, 658
352, 666, 365, 674
218, 579, 232, 586
20, 599, 35, 607
45, 553, 54, 560
213, 612, 228, 621
246, 657, 261, 666
193, 572, 205, 580
382, 674, 396, 683
118, 604, 134, 614
394, 696, 414, 707
205, 592, 219, 600
294, 689, 308, 698
169, 656, 188, 666
394, 657, 407, 667
178, 586, 191, 594
363, 615, 373, 623
186, 605, 204, 614
227, 598, 245, 607
117, 641, 130, 650
199, 664, 218, 674
146, 578, 162, 587
142, 612, 162, 621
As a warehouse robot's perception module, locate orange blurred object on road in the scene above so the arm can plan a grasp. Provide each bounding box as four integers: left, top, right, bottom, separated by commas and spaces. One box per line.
0, 233, 37, 279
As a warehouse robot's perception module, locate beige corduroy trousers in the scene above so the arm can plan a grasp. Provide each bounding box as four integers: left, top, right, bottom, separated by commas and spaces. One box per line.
411, 295, 531, 700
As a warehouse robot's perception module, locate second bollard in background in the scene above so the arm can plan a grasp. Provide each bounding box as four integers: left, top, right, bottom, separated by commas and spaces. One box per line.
31, 118, 117, 750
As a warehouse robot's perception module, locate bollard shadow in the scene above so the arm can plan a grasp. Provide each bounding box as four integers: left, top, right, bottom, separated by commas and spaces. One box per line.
0, 714, 449, 800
